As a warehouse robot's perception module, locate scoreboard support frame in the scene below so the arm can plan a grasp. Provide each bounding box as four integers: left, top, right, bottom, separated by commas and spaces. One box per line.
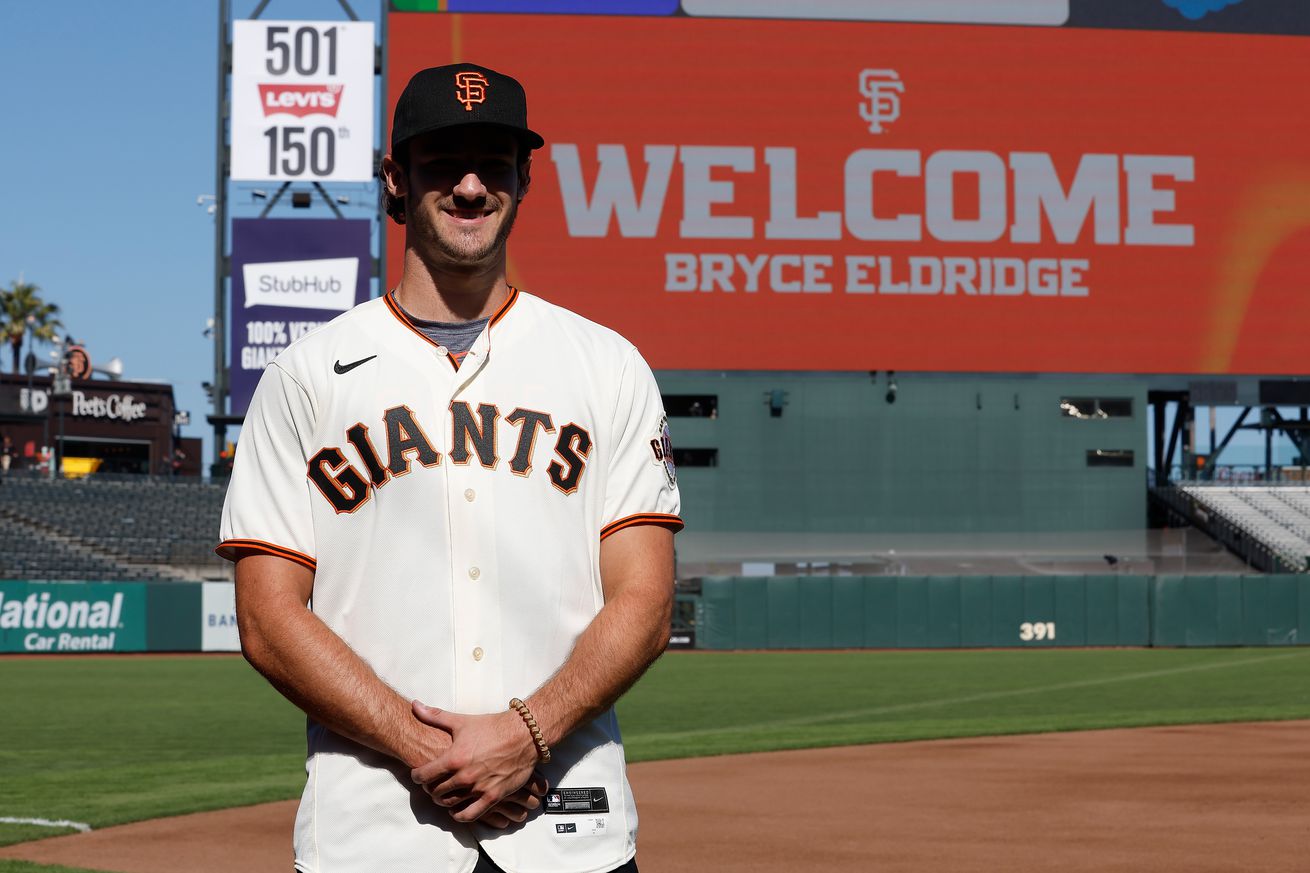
207, 0, 385, 475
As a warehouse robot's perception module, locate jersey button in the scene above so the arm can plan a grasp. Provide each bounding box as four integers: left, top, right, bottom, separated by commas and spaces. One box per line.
464, 488, 476, 502
435, 345, 449, 356
472, 647, 484, 661
468, 566, 481, 580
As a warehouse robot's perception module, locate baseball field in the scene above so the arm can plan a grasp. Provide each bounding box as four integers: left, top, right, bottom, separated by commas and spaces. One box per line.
2, 648, 1309, 872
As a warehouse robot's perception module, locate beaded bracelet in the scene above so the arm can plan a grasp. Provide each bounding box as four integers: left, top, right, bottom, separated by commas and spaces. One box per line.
509, 697, 552, 764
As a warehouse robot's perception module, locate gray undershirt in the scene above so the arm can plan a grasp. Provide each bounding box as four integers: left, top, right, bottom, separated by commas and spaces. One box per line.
398, 304, 489, 357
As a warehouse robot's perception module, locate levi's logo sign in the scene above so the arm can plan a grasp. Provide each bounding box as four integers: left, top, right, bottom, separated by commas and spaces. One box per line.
258, 84, 343, 117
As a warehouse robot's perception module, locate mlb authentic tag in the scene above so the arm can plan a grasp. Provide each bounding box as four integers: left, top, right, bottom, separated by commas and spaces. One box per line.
555, 817, 608, 838
544, 787, 609, 814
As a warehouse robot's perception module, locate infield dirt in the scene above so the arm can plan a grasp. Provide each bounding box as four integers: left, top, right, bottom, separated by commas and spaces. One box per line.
3, 721, 1306, 873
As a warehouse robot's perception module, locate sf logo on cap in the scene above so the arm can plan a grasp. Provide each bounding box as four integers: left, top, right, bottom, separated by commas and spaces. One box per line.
455, 71, 490, 111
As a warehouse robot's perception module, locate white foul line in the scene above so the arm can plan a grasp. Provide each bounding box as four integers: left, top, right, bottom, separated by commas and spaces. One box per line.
638, 649, 1310, 742
0, 816, 92, 833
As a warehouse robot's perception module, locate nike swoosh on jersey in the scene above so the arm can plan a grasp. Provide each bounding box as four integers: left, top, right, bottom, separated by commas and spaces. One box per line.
333, 355, 377, 375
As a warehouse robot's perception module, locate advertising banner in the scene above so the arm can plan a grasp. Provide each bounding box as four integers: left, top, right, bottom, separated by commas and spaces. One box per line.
0, 581, 146, 653
202, 582, 240, 652
229, 218, 371, 417
3, 378, 170, 427
390, 1, 1310, 35
388, 15, 1310, 374
682, 0, 1069, 26
231, 20, 376, 182
1067, 0, 1310, 36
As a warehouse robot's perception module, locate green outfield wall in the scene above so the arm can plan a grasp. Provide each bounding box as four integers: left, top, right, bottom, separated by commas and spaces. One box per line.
656, 372, 1147, 534
694, 575, 1310, 650
3, 576, 1307, 653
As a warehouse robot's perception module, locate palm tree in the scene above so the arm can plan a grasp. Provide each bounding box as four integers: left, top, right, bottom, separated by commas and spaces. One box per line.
0, 280, 63, 374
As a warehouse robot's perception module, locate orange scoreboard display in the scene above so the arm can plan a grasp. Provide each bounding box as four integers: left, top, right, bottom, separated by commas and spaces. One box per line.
387, 13, 1310, 374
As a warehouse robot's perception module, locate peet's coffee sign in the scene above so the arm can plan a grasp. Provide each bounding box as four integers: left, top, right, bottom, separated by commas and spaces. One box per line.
0, 374, 178, 476
70, 391, 148, 422
17, 386, 156, 424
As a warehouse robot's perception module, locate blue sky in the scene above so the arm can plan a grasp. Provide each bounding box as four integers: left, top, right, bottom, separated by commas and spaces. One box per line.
0, 1, 1296, 473
0, 0, 382, 466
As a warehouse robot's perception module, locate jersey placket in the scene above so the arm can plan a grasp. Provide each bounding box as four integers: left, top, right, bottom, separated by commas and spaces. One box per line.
443, 325, 506, 713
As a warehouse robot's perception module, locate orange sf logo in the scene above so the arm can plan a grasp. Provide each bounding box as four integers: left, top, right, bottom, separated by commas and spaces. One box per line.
455, 72, 489, 111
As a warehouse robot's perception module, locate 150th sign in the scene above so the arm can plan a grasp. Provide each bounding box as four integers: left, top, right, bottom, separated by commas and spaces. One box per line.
232, 20, 375, 183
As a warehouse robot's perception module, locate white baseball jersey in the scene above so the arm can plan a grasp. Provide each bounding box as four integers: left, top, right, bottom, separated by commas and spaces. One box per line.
217, 287, 682, 873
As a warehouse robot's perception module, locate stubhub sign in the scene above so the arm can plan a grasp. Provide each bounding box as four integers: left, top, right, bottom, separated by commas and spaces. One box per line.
230, 218, 370, 417
242, 257, 359, 311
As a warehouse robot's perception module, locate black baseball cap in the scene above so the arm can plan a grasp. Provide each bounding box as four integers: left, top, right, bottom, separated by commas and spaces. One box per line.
391, 63, 545, 154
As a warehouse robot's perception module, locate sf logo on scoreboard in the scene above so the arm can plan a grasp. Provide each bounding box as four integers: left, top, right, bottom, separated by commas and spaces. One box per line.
858, 69, 904, 135
230, 20, 376, 184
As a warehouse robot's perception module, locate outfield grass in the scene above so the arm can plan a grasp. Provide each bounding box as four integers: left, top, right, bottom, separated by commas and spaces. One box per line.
1, 647, 1307, 861
620, 648, 1310, 760
0, 656, 303, 851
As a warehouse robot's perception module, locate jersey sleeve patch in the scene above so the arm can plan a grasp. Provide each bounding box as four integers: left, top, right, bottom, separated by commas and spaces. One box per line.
649, 414, 677, 488
601, 347, 681, 538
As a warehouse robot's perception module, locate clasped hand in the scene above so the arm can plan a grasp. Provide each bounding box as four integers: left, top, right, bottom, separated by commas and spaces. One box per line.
410, 700, 548, 829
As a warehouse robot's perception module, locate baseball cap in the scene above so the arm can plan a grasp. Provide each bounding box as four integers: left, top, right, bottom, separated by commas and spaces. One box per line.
391, 63, 545, 154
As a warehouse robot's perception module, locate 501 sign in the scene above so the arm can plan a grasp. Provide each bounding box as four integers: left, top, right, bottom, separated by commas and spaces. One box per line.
264, 25, 340, 76
232, 20, 375, 183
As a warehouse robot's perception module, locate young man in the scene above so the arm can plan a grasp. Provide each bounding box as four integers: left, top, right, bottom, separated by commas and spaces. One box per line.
217, 63, 682, 873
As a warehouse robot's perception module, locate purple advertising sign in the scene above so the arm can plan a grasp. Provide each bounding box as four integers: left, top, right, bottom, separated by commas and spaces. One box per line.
229, 218, 371, 417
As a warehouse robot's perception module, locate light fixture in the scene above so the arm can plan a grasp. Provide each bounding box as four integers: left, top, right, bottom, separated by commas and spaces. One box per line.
885, 371, 898, 405
764, 389, 788, 418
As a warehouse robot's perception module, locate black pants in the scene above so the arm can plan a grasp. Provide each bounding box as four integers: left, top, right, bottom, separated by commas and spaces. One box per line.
473, 847, 638, 872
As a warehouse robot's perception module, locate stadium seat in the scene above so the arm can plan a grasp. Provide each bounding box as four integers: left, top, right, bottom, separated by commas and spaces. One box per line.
0, 476, 228, 581
1177, 484, 1310, 571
